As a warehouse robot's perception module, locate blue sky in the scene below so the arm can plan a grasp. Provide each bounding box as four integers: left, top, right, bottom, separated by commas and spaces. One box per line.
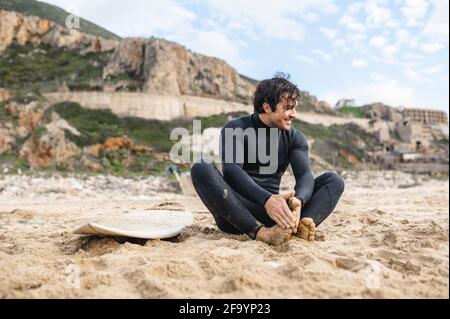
43, 0, 449, 114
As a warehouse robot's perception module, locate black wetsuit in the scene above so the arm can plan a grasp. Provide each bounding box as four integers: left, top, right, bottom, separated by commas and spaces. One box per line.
191, 113, 345, 239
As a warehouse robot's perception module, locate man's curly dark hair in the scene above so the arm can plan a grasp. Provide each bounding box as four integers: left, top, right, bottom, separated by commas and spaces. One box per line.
253, 72, 301, 113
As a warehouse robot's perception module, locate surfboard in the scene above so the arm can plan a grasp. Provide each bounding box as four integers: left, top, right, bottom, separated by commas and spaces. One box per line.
73, 209, 193, 239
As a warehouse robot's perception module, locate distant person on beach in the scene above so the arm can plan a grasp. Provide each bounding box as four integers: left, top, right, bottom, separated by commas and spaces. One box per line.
190, 73, 345, 246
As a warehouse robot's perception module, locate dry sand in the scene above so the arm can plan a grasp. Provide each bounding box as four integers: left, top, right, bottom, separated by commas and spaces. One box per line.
0, 171, 448, 298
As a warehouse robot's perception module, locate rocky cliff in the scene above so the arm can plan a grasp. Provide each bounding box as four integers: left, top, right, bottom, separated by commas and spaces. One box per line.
0, 9, 335, 112
102, 38, 255, 103
0, 10, 117, 52
0, 10, 255, 104
361, 102, 403, 122
0, 0, 120, 40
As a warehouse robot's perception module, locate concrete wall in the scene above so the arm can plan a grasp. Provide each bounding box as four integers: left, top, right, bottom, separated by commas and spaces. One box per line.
44, 92, 253, 121
297, 112, 370, 129
43, 92, 372, 132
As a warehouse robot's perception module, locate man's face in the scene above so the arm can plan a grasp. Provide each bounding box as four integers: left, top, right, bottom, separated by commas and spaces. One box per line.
265, 95, 298, 130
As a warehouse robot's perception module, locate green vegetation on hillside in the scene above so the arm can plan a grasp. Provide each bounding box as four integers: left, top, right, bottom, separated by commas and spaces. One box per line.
0, 0, 120, 40
293, 120, 377, 168
0, 43, 111, 92
337, 106, 366, 118
1, 98, 374, 175
46, 102, 184, 152
48, 102, 373, 170
45, 102, 248, 152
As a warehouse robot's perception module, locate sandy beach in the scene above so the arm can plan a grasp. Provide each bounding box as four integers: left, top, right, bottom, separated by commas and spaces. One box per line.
0, 171, 448, 298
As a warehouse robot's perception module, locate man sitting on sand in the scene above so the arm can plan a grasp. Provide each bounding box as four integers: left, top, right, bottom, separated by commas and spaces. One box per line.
190, 74, 345, 246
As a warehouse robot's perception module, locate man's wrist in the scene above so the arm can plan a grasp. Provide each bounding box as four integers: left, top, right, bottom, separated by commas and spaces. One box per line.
262, 193, 273, 207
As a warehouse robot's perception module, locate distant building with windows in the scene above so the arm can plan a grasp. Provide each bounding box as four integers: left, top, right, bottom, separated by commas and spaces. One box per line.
335, 98, 355, 109
402, 108, 448, 125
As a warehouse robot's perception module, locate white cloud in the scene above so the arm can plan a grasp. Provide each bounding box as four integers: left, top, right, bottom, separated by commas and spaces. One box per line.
320, 27, 337, 39
420, 42, 444, 53
404, 67, 424, 82
347, 33, 367, 44
339, 15, 366, 32
365, 1, 396, 29
403, 52, 425, 61
332, 39, 346, 47
313, 49, 332, 60
396, 29, 410, 43
352, 59, 368, 67
370, 36, 387, 47
204, 0, 339, 41
188, 30, 249, 72
423, 66, 442, 75
384, 44, 399, 56
321, 79, 418, 107
347, 2, 364, 15
44, 0, 198, 38
422, 0, 449, 44
395, 28, 420, 48
396, 28, 410, 37
370, 72, 387, 81
297, 55, 317, 66
303, 12, 319, 23
402, 0, 430, 26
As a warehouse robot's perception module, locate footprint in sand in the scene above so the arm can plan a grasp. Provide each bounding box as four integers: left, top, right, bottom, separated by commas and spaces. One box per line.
0, 242, 25, 255
387, 259, 421, 275
122, 268, 171, 298
360, 217, 379, 225
335, 257, 366, 271
7, 209, 35, 221
57, 236, 122, 256
382, 231, 398, 247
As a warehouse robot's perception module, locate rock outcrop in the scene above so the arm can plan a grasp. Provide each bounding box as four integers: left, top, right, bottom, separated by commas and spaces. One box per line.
0, 10, 255, 103
19, 133, 81, 169
84, 136, 151, 157
0, 10, 117, 52
0, 98, 157, 170
0, 127, 15, 154
0, 88, 11, 102
14, 105, 81, 168
299, 90, 335, 114
102, 38, 255, 102
361, 103, 403, 122
5, 101, 44, 136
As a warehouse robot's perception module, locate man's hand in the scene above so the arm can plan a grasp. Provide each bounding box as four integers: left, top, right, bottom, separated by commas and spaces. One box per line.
288, 196, 302, 233
264, 190, 296, 230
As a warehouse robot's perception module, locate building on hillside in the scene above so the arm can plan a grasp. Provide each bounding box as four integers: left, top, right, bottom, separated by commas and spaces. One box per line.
402, 108, 448, 125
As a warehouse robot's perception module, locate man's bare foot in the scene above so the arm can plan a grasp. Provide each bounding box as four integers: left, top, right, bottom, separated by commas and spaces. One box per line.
288, 197, 301, 233
297, 218, 316, 241
256, 225, 292, 246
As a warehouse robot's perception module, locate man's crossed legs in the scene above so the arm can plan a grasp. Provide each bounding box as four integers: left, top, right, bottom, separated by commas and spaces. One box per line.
191, 160, 345, 246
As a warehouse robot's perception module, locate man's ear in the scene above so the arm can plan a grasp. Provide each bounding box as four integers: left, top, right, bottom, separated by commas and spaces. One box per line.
262, 102, 272, 114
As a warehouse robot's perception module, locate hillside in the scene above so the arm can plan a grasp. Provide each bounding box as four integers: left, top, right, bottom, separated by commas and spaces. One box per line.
3, 5, 442, 176
0, 7, 336, 113
0, 98, 375, 175
0, 0, 120, 40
